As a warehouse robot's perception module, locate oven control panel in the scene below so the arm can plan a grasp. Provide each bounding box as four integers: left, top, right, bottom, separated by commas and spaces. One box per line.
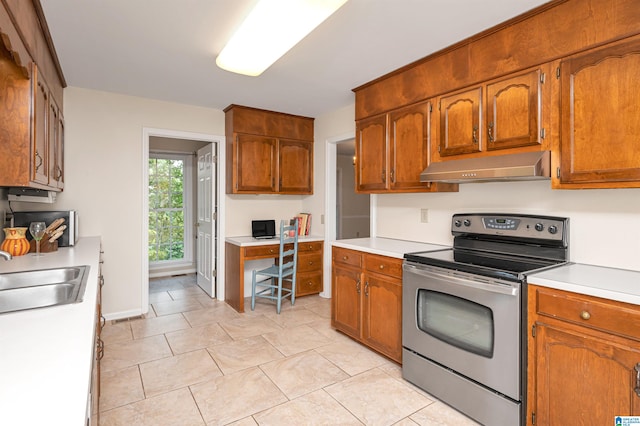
452, 213, 568, 241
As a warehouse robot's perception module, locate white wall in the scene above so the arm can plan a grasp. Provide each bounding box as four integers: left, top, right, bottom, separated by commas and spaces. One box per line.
59, 88, 226, 318
376, 182, 640, 271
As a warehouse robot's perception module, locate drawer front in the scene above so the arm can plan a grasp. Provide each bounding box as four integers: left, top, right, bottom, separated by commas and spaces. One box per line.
364, 253, 402, 278
244, 245, 279, 258
296, 272, 323, 296
297, 252, 323, 272
298, 241, 323, 253
332, 247, 362, 268
536, 287, 640, 341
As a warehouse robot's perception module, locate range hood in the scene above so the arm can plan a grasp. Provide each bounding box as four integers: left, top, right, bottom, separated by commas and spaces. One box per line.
420, 151, 551, 183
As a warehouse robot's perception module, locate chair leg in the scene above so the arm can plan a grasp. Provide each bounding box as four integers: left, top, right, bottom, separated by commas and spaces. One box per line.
251, 270, 257, 311
276, 277, 282, 314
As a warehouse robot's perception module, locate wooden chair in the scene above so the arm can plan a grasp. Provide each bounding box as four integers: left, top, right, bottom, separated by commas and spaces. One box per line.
251, 219, 299, 314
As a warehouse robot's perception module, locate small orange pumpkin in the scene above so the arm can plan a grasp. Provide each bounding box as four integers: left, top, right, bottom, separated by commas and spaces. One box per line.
1, 227, 30, 256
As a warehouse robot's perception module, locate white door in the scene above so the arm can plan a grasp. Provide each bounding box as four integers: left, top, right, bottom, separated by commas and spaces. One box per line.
196, 144, 216, 296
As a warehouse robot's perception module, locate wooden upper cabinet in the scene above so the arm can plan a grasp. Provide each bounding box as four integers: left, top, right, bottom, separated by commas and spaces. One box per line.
486, 69, 542, 151
356, 114, 387, 192
278, 139, 313, 193
438, 87, 482, 157
355, 101, 455, 193
389, 102, 431, 191
235, 134, 277, 193
559, 36, 640, 186
225, 105, 314, 194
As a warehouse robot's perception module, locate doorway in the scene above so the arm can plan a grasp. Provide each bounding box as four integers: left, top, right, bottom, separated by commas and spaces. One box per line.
142, 128, 225, 313
336, 140, 370, 239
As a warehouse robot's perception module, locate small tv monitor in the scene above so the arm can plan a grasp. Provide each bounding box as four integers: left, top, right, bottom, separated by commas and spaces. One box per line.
251, 220, 276, 239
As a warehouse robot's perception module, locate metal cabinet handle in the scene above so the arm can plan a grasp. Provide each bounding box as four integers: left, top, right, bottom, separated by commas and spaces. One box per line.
488, 122, 494, 142
381, 169, 386, 183
472, 126, 478, 144
35, 151, 43, 171
356, 279, 361, 294
635, 364, 640, 397
580, 310, 591, 320
364, 281, 369, 296
308, 261, 314, 265
379, 264, 385, 270
390, 169, 395, 183
342, 256, 348, 261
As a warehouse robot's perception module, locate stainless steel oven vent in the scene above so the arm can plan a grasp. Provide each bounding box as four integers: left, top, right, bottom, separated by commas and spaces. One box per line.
420, 150, 551, 183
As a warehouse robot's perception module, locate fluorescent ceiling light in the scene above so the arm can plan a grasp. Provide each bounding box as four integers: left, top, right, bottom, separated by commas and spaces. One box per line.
216, 0, 348, 76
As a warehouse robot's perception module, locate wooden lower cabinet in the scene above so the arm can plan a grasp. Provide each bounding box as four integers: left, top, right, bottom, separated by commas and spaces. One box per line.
296, 241, 323, 297
331, 247, 402, 362
528, 285, 640, 425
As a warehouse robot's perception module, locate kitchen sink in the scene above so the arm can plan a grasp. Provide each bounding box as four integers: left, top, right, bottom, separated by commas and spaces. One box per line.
0, 266, 90, 314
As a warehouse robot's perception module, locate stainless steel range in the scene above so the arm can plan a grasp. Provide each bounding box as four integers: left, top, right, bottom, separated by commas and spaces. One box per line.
402, 213, 569, 426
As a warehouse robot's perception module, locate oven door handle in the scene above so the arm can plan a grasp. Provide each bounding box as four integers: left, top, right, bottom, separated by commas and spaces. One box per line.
404, 263, 519, 296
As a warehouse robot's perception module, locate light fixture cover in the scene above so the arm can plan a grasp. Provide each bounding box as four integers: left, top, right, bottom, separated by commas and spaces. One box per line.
216, 0, 348, 76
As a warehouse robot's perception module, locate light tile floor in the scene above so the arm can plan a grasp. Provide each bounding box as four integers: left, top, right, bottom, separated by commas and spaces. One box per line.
99, 274, 480, 425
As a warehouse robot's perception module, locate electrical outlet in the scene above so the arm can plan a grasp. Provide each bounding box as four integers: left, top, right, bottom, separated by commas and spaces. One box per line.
320, 214, 325, 225
420, 208, 429, 223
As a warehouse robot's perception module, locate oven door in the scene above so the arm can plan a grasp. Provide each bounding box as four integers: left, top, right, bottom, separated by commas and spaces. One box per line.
403, 261, 521, 400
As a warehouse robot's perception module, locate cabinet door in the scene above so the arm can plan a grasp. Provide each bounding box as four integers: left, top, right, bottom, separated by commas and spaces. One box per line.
235, 134, 277, 192
356, 114, 388, 192
32, 70, 49, 185
278, 139, 313, 194
48, 100, 64, 189
362, 272, 402, 362
438, 87, 482, 156
559, 37, 640, 184
389, 102, 431, 190
535, 324, 640, 424
486, 69, 542, 151
331, 264, 361, 339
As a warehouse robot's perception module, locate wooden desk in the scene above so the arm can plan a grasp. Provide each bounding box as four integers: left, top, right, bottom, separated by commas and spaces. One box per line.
225, 236, 324, 313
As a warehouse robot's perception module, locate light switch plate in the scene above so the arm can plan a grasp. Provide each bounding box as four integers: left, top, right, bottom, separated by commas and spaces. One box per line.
420, 209, 429, 223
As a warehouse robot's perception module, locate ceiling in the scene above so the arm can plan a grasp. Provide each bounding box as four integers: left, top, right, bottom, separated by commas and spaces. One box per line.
40, 0, 550, 118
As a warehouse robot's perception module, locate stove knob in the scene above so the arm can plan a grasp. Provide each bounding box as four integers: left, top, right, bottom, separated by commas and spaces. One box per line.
535, 223, 544, 232
463, 219, 471, 227
548, 225, 558, 234
454, 220, 462, 227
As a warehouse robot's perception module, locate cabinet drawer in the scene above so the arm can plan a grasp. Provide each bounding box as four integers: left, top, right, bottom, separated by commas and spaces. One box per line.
333, 247, 362, 268
297, 272, 323, 296
297, 252, 322, 273
535, 287, 640, 341
364, 253, 402, 278
244, 245, 279, 258
298, 241, 323, 253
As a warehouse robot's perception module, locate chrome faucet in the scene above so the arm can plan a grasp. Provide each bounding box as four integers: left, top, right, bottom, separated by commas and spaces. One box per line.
0, 250, 12, 260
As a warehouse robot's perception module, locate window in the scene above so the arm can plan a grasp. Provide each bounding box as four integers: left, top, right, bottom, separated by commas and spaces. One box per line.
148, 153, 192, 263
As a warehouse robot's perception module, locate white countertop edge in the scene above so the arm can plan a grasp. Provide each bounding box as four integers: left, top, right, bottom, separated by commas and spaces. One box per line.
527, 263, 640, 306
0, 237, 102, 425
330, 237, 450, 259
226, 235, 324, 246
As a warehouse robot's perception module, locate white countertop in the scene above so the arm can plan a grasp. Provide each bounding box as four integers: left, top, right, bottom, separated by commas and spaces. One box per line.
0, 237, 101, 426
331, 237, 449, 259
226, 234, 324, 247
527, 263, 640, 306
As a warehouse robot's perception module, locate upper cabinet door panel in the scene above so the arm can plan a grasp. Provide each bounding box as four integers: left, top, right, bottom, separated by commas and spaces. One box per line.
235, 134, 277, 192
32, 71, 49, 185
356, 114, 388, 191
486, 69, 541, 151
560, 37, 640, 184
389, 102, 431, 190
439, 87, 482, 156
278, 139, 313, 194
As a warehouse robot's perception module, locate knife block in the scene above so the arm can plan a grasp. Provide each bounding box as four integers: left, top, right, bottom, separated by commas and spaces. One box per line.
29, 233, 59, 253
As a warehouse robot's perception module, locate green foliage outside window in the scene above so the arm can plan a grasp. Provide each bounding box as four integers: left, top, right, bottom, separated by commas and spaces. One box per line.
149, 157, 185, 262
